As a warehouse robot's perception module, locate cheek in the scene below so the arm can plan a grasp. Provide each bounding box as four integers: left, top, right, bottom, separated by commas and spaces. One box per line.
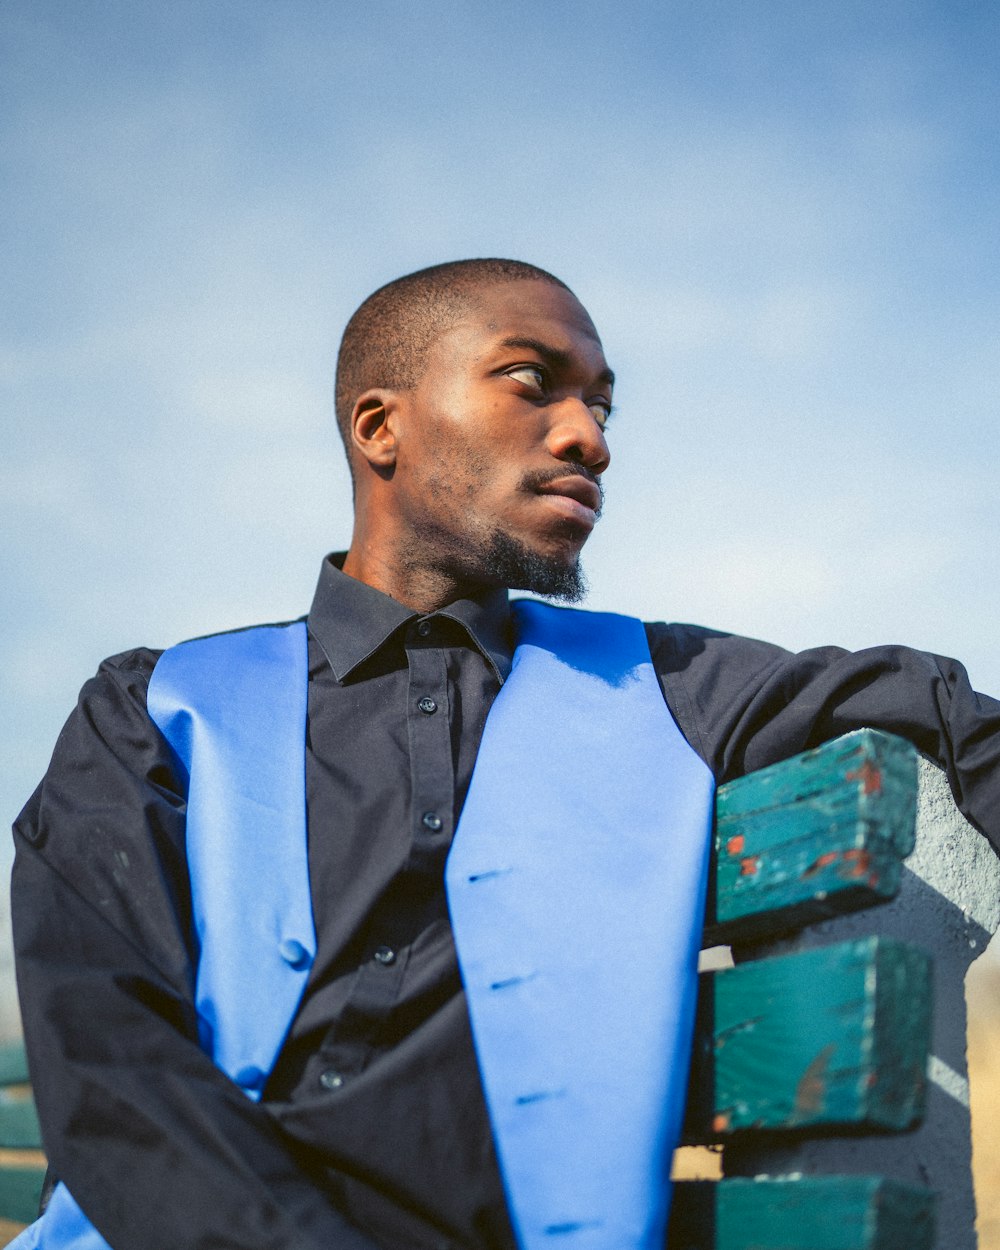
422, 443, 495, 499
420, 414, 511, 498
410, 391, 528, 502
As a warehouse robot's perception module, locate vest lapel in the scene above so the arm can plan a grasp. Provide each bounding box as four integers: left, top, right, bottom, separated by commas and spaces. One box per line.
146, 619, 314, 1098
446, 601, 715, 1250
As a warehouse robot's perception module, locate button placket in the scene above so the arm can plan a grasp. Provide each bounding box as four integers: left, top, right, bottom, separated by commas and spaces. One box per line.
405, 638, 455, 852
311, 939, 411, 1090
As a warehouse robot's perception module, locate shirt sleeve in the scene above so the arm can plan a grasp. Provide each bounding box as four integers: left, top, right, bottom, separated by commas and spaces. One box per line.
646, 622, 1000, 856
11, 651, 385, 1250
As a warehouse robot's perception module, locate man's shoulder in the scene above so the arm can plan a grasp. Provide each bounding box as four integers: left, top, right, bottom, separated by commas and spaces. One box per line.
72, 647, 165, 716
96, 645, 164, 680
71, 621, 306, 730
97, 618, 308, 680
643, 620, 794, 677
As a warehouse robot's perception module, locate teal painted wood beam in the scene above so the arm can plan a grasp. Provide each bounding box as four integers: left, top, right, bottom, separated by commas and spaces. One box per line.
0, 1098, 42, 1150
0, 1042, 29, 1088
683, 935, 931, 1141
0, 1164, 47, 1226
706, 730, 918, 946
667, 1176, 935, 1250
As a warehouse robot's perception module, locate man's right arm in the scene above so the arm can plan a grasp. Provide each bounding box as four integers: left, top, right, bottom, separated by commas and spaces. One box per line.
12, 652, 382, 1250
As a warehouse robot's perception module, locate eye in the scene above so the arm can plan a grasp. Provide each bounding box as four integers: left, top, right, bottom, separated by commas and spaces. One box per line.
506, 365, 547, 392
588, 400, 613, 431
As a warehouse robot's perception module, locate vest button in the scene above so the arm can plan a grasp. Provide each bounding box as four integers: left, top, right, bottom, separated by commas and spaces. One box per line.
319, 1069, 345, 1091
417, 697, 438, 715
234, 1064, 265, 1091
421, 811, 443, 832
373, 945, 396, 966
278, 938, 310, 969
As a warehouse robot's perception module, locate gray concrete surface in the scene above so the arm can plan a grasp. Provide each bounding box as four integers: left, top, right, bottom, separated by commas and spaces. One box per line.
0, 887, 20, 1043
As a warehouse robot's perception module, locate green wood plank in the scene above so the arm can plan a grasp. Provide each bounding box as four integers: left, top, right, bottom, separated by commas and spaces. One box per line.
706, 729, 918, 945
667, 1177, 935, 1250
0, 1164, 46, 1225
0, 1099, 42, 1149
0, 1043, 29, 1088
682, 936, 931, 1142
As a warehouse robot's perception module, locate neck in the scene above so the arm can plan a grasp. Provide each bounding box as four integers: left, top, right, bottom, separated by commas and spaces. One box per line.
341, 539, 493, 613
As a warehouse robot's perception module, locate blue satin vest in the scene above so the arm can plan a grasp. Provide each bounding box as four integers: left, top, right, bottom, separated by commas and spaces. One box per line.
15, 604, 714, 1250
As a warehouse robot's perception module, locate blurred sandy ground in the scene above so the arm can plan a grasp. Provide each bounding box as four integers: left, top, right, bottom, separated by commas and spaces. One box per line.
969, 954, 1000, 1249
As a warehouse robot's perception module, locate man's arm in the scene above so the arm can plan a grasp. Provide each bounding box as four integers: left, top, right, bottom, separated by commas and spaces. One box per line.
12, 652, 382, 1250
649, 624, 1000, 854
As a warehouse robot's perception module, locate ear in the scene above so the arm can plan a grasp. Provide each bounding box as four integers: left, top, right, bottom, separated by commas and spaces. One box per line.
350, 389, 402, 469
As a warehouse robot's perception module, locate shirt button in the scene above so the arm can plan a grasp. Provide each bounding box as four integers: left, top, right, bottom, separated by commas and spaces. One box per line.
422, 811, 443, 832
373, 945, 396, 966
417, 697, 438, 715
416, 620, 432, 638
319, 1069, 345, 1091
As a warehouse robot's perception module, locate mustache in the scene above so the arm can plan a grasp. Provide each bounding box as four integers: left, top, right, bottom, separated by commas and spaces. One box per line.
520, 464, 605, 518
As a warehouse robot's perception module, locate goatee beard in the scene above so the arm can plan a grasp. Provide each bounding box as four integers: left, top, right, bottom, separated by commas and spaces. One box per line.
481, 529, 588, 603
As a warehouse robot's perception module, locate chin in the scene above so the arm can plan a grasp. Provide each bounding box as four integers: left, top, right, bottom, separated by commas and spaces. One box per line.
482, 529, 588, 603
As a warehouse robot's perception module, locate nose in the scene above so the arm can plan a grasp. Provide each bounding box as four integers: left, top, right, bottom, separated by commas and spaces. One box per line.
545, 399, 611, 475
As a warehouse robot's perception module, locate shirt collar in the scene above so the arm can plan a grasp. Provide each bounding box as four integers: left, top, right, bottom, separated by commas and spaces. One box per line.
308, 552, 514, 683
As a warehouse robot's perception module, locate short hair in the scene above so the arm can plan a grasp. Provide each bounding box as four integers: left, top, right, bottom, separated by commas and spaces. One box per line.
334, 258, 573, 464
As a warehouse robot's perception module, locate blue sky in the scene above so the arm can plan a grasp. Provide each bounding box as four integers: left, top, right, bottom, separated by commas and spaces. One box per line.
2, 1, 999, 1019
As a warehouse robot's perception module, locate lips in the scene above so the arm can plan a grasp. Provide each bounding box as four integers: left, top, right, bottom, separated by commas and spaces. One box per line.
535, 475, 602, 514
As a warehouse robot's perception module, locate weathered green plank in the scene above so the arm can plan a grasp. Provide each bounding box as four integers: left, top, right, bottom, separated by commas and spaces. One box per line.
682, 936, 931, 1141
706, 730, 918, 945
667, 1177, 935, 1250
0, 1164, 46, 1225
0, 1099, 42, 1149
0, 1042, 29, 1088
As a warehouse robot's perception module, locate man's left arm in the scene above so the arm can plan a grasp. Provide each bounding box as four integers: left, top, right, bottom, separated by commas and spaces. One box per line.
650, 624, 1000, 854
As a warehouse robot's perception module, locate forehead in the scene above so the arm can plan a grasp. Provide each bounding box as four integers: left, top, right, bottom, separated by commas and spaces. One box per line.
430, 279, 609, 377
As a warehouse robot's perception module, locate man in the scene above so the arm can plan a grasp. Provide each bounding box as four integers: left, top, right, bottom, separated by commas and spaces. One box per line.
11, 259, 1000, 1250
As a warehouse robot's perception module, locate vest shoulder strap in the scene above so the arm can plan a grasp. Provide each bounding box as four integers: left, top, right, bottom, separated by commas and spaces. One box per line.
146, 618, 314, 1097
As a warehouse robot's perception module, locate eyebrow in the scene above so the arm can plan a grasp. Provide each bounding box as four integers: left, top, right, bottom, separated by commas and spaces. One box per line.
497, 335, 615, 389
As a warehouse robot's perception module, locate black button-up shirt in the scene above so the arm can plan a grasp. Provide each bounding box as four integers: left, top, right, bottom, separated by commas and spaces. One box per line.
13, 553, 1000, 1250
268, 557, 517, 1250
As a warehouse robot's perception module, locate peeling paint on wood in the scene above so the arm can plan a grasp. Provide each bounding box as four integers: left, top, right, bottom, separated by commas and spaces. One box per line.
705, 730, 918, 946
682, 936, 931, 1142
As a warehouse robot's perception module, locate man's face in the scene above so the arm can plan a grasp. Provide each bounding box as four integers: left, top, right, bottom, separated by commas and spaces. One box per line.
390, 280, 613, 599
